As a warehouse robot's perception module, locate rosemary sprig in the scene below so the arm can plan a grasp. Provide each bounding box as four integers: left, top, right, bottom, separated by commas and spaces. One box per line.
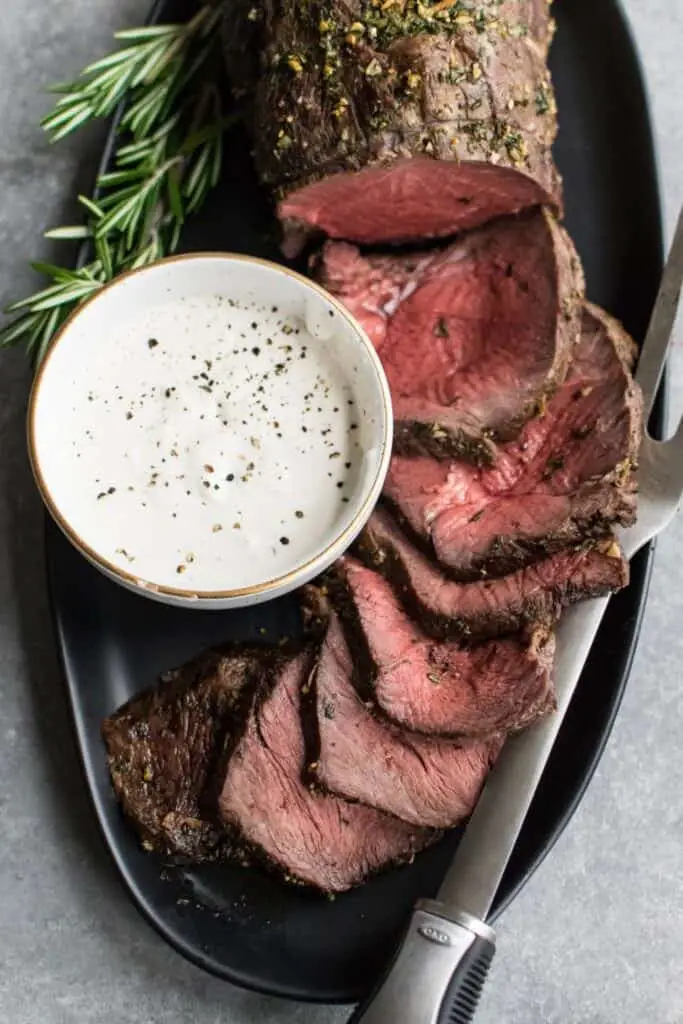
1, 3, 233, 366
41, 6, 220, 143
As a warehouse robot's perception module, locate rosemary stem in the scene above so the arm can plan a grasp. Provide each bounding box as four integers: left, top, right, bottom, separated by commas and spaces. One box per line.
0, 1, 233, 362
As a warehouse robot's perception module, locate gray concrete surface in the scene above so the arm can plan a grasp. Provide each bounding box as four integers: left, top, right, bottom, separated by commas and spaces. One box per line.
0, 3, 681, 1022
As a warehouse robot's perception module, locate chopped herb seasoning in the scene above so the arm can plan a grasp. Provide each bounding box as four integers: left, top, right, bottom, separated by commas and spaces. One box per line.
535, 83, 553, 115
147, 338, 159, 349
542, 455, 565, 479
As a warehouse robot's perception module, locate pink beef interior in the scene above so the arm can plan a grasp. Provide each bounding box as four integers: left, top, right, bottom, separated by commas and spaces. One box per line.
337, 557, 555, 737
361, 505, 628, 639
384, 303, 641, 574
279, 158, 556, 255
217, 650, 431, 892
319, 208, 574, 456
314, 613, 502, 829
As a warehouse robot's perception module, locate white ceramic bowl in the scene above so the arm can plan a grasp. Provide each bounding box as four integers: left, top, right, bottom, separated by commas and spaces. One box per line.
28, 253, 393, 609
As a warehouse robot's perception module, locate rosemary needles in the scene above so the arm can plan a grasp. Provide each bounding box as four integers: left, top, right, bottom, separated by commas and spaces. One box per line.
1, 3, 235, 366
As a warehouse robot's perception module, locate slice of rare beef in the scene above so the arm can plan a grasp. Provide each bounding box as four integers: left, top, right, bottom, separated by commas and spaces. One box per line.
280, 159, 556, 257
319, 209, 583, 462
358, 506, 628, 640
102, 647, 262, 861
307, 612, 502, 828
330, 556, 555, 737
385, 302, 642, 576
216, 647, 434, 892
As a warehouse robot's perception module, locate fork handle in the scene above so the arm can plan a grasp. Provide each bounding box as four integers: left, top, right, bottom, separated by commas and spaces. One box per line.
348, 902, 495, 1024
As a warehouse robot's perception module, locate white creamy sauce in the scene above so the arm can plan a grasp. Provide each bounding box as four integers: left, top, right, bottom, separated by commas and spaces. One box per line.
50, 295, 374, 592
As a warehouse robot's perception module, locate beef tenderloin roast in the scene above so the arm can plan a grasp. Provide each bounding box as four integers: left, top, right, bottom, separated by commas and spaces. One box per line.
318, 208, 583, 461
327, 556, 556, 737
384, 303, 642, 575
306, 612, 502, 828
358, 504, 628, 640
215, 646, 436, 891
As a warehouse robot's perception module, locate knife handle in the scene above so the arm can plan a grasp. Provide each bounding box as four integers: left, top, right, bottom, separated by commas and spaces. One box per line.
348, 900, 495, 1024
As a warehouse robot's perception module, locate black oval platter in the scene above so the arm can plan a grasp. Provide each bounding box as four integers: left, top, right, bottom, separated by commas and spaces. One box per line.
46, 0, 665, 1005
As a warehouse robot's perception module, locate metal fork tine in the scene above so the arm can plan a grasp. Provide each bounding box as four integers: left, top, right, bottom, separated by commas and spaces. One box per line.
636, 203, 683, 421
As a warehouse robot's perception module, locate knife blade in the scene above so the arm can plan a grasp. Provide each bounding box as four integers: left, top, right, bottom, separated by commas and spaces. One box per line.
436, 594, 609, 919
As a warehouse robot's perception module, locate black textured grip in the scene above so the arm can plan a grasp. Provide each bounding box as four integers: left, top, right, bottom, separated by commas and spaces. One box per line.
436, 934, 495, 1024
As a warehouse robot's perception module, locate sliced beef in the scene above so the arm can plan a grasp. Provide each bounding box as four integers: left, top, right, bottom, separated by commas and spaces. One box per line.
223, 2, 561, 206
329, 556, 555, 737
102, 647, 262, 861
358, 505, 628, 640
319, 209, 583, 462
307, 612, 502, 828
216, 647, 434, 892
385, 302, 642, 575
280, 159, 556, 257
